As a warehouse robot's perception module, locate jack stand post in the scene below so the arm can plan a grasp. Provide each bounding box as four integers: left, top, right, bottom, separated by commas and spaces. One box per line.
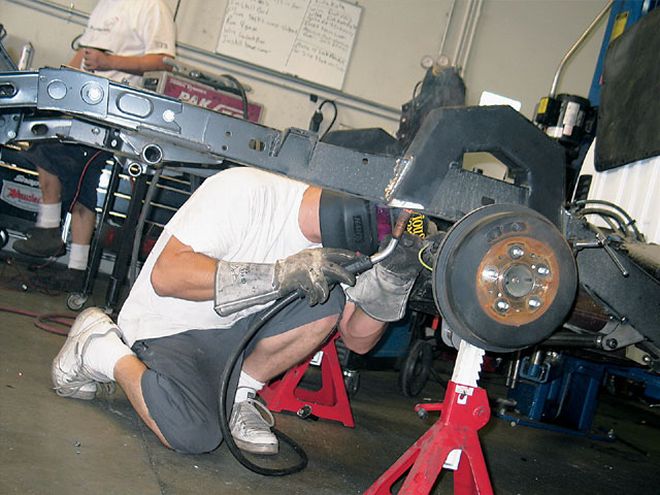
365, 341, 494, 495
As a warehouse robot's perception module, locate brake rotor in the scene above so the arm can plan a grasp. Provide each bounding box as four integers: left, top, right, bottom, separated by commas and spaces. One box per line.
432, 204, 577, 352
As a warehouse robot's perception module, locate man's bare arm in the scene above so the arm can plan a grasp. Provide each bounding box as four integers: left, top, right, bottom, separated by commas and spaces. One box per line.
81, 49, 171, 75
151, 235, 216, 301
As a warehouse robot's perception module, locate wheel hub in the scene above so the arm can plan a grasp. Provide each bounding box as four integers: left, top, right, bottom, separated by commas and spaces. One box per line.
432, 204, 577, 352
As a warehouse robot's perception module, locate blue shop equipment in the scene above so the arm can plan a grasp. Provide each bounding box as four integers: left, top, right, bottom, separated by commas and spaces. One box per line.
501, 352, 607, 434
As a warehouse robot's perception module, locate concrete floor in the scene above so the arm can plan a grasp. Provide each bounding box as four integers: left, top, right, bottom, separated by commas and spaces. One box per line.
1, 255, 659, 495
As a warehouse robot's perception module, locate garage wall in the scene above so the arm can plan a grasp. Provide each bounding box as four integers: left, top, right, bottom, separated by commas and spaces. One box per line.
0, 0, 608, 134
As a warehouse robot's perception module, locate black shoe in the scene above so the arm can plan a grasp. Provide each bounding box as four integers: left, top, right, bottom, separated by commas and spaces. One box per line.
13, 227, 66, 258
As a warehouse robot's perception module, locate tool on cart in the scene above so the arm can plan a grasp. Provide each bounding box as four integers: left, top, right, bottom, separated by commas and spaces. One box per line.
366, 340, 492, 495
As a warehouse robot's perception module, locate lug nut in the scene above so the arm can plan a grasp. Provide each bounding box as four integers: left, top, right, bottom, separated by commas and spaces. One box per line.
528, 297, 542, 310
481, 266, 498, 282
537, 264, 550, 276
494, 299, 510, 313
509, 245, 525, 259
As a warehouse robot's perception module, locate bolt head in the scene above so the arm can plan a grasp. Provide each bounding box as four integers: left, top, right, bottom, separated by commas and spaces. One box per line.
537, 264, 550, 276
509, 245, 525, 259
162, 109, 175, 122
481, 266, 498, 283
495, 299, 510, 313
528, 297, 542, 309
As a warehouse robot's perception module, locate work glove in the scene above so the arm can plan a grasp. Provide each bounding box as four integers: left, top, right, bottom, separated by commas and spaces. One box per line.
274, 248, 357, 305
214, 248, 358, 316
344, 233, 424, 322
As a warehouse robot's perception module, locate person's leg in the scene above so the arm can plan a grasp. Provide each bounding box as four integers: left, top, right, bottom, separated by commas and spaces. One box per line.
242, 313, 338, 382
13, 143, 105, 264
22, 144, 107, 290
51, 307, 175, 449
12, 146, 66, 257
52, 307, 134, 401
132, 287, 346, 455
237, 285, 345, 391
69, 203, 97, 245
132, 329, 246, 454
228, 313, 340, 455
36, 165, 62, 206
113, 355, 171, 448
63, 149, 107, 293
228, 286, 346, 453
66, 202, 96, 281
53, 289, 346, 455
66, 149, 107, 273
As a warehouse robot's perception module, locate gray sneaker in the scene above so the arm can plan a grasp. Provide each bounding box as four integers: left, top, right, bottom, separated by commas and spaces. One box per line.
229, 397, 279, 455
51, 307, 119, 400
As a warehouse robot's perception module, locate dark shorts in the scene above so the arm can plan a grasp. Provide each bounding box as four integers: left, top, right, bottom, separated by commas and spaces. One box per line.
131, 286, 345, 454
17, 142, 111, 212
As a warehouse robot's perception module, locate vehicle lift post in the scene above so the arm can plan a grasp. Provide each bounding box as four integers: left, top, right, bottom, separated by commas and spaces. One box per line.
365, 341, 493, 495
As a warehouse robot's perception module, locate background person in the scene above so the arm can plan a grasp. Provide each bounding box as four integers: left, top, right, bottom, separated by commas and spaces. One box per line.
11, 0, 176, 293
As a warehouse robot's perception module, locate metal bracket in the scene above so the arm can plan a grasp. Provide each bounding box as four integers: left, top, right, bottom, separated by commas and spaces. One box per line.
598, 320, 645, 351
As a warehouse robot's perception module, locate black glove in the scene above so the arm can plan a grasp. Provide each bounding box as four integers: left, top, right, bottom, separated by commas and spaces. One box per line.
344, 233, 424, 322
275, 248, 357, 305
378, 233, 424, 279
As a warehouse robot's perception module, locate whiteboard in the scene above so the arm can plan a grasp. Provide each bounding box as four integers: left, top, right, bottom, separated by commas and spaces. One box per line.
215, 0, 362, 90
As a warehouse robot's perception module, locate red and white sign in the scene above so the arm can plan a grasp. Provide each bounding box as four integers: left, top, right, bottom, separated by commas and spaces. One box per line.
162, 75, 263, 123
1, 179, 42, 212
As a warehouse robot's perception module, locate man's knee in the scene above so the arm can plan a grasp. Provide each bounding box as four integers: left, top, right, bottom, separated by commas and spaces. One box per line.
141, 370, 222, 454
166, 422, 222, 455
307, 313, 340, 338
70, 201, 96, 217
257, 312, 339, 348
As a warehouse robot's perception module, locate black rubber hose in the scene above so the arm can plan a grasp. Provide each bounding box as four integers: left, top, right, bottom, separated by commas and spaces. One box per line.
216, 254, 373, 476
572, 199, 643, 241
576, 207, 630, 239
218, 291, 309, 476
220, 74, 249, 121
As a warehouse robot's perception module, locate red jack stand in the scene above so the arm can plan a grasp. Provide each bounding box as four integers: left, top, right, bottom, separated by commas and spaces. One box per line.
365, 341, 493, 495
259, 333, 355, 428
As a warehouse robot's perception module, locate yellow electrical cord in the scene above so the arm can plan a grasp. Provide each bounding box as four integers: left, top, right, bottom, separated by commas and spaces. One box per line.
418, 244, 433, 271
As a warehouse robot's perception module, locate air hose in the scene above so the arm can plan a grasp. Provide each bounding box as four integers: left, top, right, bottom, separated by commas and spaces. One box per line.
217, 291, 309, 476
217, 210, 413, 476
217, 254, 374, 476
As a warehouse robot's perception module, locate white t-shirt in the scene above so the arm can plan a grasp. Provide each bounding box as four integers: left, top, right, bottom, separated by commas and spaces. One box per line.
77, 0, 176, 86
118, 167, 319, 346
